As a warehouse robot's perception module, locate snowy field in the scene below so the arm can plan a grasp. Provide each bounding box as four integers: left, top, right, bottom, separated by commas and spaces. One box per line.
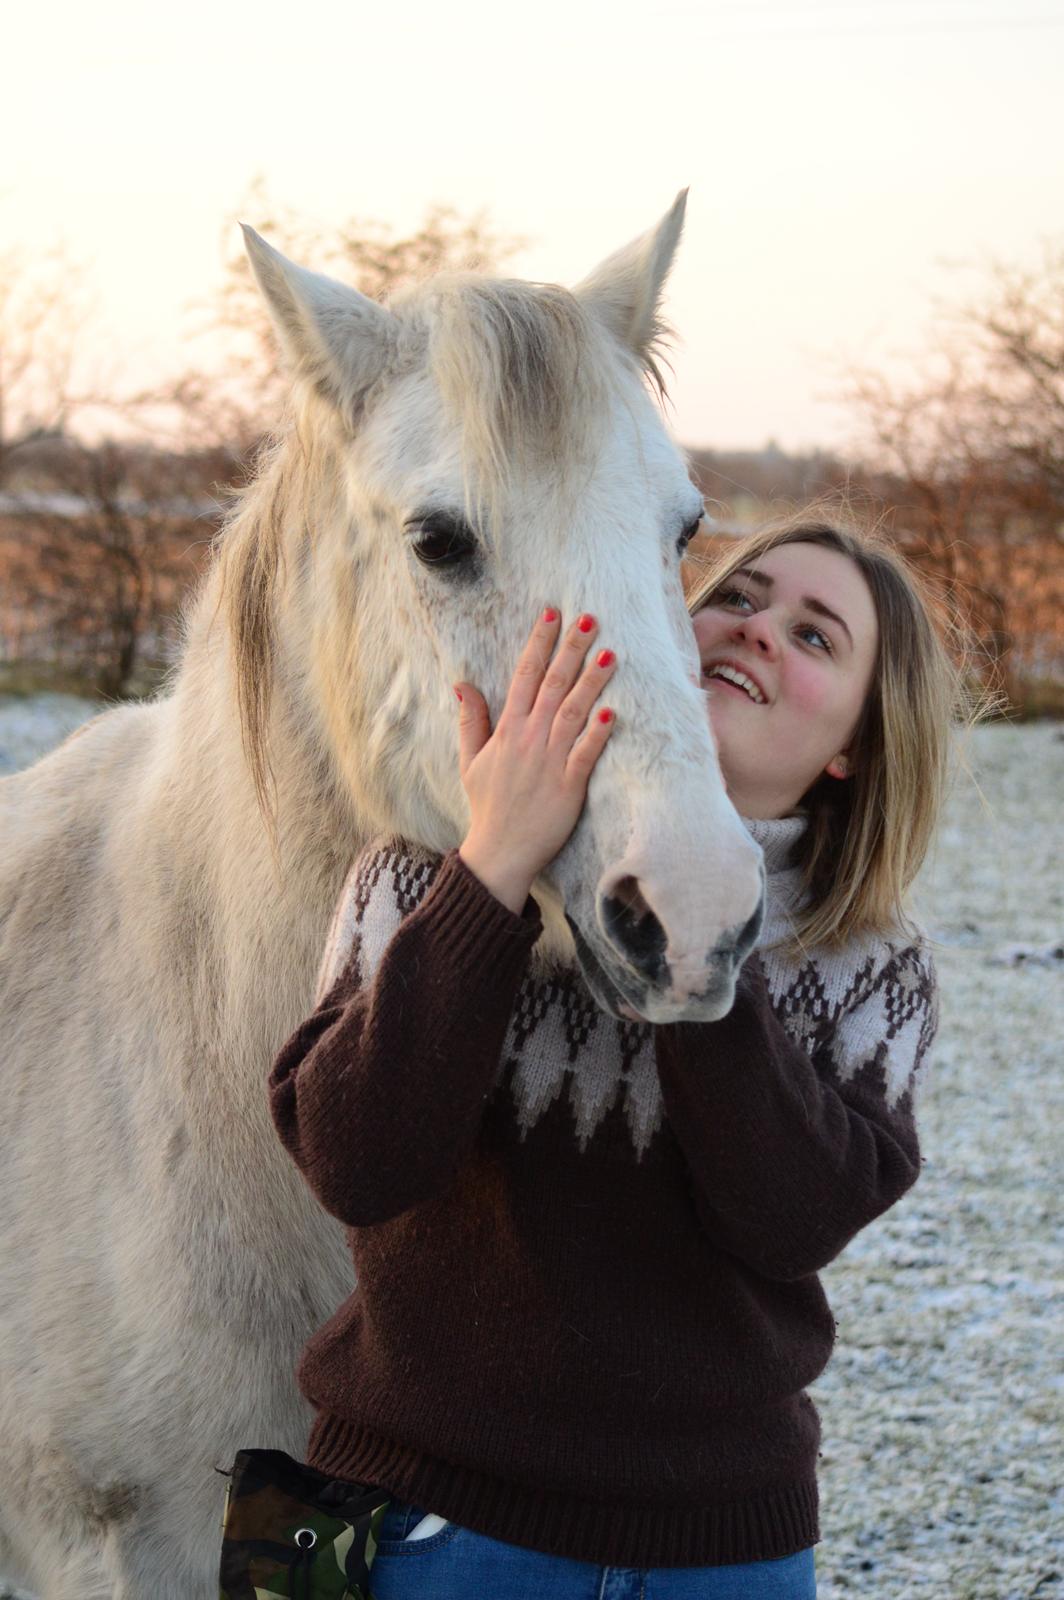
2, 696, 1061, 1600
0, 693, 107, 777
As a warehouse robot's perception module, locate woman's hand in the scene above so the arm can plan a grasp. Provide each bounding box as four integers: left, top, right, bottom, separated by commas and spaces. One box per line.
456, 608, 617, 913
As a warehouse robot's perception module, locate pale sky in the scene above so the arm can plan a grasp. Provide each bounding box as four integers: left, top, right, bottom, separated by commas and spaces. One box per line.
4, 0, 1061, 450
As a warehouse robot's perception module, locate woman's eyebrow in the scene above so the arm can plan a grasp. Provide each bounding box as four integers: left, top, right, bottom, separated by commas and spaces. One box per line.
732, 566, 853, 650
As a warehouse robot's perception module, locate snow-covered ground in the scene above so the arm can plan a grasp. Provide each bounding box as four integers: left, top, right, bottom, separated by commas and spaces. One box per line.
0, 692, 104, 776
2, 698, 1062, 1600
813, 721, 1063, 1599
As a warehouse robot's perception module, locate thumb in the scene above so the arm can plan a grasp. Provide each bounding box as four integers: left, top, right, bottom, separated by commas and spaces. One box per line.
454, 683, 492, 776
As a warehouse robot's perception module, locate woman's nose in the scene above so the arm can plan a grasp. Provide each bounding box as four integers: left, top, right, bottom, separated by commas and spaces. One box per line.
731, 610, 779, 656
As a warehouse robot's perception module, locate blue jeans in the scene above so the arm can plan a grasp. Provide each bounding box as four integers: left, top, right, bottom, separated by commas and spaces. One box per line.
368, 1500, 817, 1598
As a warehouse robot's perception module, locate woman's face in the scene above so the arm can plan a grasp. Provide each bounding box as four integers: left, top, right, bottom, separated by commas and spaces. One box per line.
691, 541, 879, 820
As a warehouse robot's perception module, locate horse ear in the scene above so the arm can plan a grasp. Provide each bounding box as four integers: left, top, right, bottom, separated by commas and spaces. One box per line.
573, 190, 688, 361
240, 224, 395, 423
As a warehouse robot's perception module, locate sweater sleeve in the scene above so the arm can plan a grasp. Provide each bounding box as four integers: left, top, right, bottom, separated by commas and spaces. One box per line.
267, 842, 542, 1227
654, 939, 938, 1282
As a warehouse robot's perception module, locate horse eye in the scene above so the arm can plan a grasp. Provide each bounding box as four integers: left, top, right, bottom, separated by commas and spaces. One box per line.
410, 513, 477, 568
677, 511, 705, 554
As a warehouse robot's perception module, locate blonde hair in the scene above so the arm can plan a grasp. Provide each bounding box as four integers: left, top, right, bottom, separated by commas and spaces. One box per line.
685, 505, 986, 952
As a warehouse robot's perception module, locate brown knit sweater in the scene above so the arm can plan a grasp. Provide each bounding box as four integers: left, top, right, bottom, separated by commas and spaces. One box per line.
266, 820, 938, 1567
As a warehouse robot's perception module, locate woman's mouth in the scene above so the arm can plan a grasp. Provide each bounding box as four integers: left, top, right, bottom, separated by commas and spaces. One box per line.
710, 677, 756, 702
703, 663, 767, 704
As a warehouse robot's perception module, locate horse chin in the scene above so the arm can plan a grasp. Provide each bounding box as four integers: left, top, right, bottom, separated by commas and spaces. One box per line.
565, 914, 740, 1026
565, 914, 646, 1021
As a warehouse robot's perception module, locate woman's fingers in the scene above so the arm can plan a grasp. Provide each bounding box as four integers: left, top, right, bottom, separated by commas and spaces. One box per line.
528, 612, 600, 734
501, 607, 563, 720
566, 702, 616, 780
549, 644, 617, 756
455, 609, 617, 889
455, 683, 492, 777
495, 607, 616, 761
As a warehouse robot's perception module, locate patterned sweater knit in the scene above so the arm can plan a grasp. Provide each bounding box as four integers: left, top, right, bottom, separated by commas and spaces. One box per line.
266, 817, 938, 1568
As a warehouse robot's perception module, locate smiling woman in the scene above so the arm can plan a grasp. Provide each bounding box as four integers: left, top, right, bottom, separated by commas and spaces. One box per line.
685, 508, 973, 950
262, 497, 980, 1600
692, 541, 880, 821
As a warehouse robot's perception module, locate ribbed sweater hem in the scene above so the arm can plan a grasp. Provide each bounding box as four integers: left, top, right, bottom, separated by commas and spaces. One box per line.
306, 1410, 820, 1568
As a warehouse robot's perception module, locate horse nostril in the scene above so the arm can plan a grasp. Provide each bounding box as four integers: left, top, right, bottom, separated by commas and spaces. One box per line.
735, 891, 765, 959
601, 876, 667, 984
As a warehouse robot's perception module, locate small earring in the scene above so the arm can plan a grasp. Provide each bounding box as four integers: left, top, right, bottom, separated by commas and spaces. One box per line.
829, 756, 849, 778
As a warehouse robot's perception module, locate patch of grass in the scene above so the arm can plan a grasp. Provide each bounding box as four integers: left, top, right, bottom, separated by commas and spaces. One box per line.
0, 660, 103, 698
0, 659, 168, 701
1008, 677, 1064, 719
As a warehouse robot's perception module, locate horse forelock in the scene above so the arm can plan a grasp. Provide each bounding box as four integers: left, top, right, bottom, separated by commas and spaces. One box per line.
410, 274, 671, 539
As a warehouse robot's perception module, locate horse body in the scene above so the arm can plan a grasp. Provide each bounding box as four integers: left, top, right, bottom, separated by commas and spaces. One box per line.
0, 195, 764, 1596
1, 666, 357, 1596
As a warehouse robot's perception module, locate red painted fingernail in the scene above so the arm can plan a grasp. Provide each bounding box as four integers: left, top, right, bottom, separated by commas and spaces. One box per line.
598, 708, 614, 724
596, 649, 615, 668
578, 614, 595, 633
454, 688, 463, 702
543, 607, 558, 622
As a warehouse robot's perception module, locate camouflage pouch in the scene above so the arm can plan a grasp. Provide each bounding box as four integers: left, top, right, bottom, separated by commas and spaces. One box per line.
216, 1448, 391, 1600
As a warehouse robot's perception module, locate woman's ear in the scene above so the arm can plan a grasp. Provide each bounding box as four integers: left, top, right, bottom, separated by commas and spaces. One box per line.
825, 752, 852, 780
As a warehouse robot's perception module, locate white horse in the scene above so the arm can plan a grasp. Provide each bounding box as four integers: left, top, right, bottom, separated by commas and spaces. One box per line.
0, 193, 763, 1599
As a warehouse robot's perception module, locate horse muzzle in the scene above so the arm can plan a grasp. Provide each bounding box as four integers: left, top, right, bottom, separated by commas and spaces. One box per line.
566, 869, 765, 1025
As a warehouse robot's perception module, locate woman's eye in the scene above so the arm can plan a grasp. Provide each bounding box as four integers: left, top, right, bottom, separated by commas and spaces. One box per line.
799, 624, 832, 652
410, 515, 477, 568
714, 587, 752, 611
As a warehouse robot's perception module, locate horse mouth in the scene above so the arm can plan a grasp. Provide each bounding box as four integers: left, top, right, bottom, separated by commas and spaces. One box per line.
565, 913, 741, 1024
565, 914, 650, 1021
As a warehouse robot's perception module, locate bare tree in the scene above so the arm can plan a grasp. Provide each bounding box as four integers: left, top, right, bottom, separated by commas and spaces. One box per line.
846, 243, 1064, 712
2, 192, 522, 697
0, 437, 220, 698
164, 178, 526, 456
0, 246, 89, 483
964, 243, 1064, 498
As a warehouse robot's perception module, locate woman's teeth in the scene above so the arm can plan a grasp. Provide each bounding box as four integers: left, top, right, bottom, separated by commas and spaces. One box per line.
705, 664, 766, 704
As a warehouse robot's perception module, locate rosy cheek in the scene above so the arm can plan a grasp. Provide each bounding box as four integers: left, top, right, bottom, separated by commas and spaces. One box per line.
782, 662, 831, 715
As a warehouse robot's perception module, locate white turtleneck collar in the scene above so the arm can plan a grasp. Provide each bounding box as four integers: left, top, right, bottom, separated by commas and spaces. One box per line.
742, 814, 808, 878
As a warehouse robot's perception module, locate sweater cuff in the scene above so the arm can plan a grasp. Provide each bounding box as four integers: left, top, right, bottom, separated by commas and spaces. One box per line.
412, 848, 543, 975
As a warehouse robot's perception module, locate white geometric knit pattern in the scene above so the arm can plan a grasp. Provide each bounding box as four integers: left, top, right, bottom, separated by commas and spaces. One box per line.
314, 821, 937, 1162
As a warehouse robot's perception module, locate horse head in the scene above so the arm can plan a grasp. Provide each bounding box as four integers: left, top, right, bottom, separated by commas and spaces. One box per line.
240, 194, 763, 1023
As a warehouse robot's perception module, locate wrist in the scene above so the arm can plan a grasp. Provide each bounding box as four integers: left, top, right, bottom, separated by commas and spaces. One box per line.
458, 837, 535, 915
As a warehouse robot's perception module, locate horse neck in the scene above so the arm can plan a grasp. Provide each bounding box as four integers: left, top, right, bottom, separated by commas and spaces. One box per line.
159, 484, 368, 1044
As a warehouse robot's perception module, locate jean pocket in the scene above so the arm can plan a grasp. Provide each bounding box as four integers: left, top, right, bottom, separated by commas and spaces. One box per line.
374, 1501, 461, 1551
